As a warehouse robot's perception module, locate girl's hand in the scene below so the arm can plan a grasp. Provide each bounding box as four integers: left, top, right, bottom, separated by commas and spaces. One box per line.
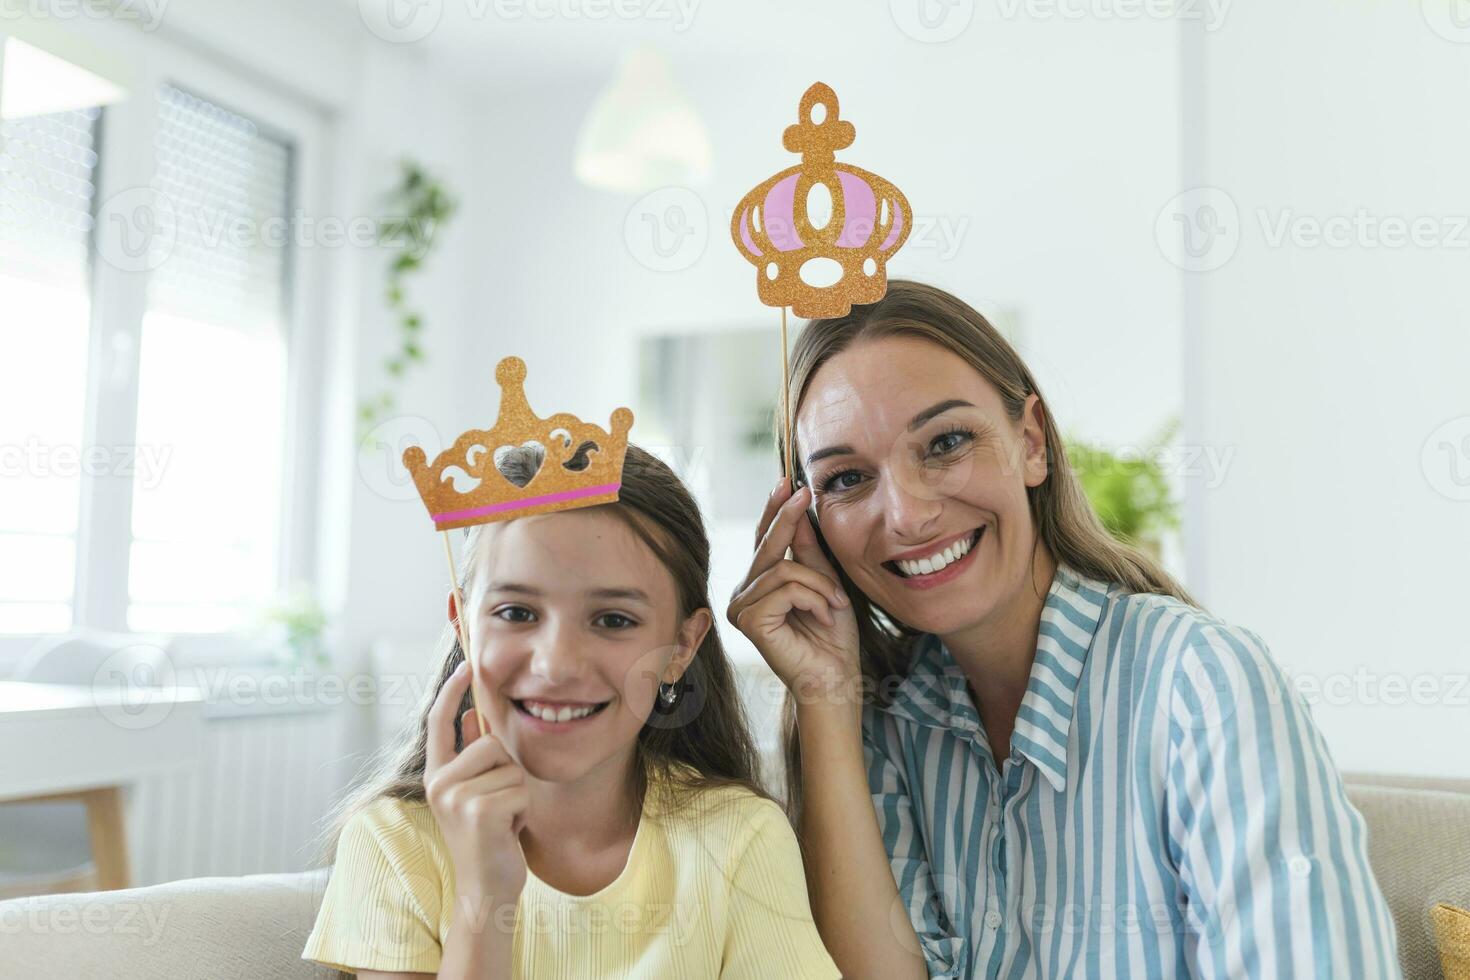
727, 478, 861, 707
424, 663, 529, 904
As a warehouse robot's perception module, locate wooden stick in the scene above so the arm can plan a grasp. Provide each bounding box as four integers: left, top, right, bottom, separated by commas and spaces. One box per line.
780, 305, 793, 483
442, 530, 489, 737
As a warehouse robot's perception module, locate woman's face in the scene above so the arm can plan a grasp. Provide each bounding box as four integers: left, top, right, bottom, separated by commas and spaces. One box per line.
795, 334, 1049, 638
453, 508, 709, 786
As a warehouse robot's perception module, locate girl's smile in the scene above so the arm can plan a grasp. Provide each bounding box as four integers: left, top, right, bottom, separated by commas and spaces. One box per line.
511, 698, 611, 727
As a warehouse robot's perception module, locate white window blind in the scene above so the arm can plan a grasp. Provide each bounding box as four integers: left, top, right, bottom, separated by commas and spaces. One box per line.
0, 107, 101, 632
127, 84, 292, 633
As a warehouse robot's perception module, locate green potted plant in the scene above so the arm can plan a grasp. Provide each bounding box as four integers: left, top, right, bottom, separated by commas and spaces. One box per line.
1066, 419, 1181, 557
262, 588, 328, 668
358, 161, 458, 442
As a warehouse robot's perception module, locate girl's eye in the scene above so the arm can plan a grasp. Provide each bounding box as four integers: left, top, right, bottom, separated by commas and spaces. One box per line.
595, 612, 638, 630
494, 605, 536, 623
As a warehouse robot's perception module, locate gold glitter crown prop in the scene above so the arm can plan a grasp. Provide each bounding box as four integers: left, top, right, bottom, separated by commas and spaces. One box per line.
403, 357, 634, 532
731, 82, 913, 320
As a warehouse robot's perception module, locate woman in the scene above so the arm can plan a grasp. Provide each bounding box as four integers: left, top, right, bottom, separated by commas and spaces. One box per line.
727, 282, 1398, 978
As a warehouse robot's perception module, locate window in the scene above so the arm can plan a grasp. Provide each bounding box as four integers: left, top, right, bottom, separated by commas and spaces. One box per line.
0, 30, 320, 647
127, 85, 293, 632
0, 104, 101, 632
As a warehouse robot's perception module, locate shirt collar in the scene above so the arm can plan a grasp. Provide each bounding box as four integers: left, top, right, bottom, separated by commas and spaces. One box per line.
879, 565, 1112, 792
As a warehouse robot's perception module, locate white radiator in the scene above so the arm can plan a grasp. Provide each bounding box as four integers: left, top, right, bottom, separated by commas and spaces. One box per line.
127, 705, 348, 887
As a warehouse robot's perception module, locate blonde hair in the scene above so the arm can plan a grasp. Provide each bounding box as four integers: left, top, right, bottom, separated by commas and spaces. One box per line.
779, 280, 1196, 816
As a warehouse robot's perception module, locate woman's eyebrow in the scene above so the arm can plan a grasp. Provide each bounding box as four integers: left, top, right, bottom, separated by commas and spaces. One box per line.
805, 399, 977, 468
908, 399, 974, 430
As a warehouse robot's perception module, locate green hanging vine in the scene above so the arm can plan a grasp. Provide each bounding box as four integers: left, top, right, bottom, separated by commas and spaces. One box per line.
358, 161, 457, 442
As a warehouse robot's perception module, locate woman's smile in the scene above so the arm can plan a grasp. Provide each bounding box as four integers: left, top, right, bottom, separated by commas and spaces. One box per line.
882, 526, 985, 590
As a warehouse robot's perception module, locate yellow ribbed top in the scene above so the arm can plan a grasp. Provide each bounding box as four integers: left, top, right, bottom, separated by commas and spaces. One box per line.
302, 780, 840, 978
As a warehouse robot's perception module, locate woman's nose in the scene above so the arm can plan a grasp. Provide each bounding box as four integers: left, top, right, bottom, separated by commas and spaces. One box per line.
880, 464, 945, 541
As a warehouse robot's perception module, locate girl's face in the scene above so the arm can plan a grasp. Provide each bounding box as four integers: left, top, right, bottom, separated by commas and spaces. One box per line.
454, 508, 710, 785
795, 334, 1049, 638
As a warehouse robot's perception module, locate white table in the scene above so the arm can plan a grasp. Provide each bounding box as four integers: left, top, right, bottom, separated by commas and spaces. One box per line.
0, 681, 205, 890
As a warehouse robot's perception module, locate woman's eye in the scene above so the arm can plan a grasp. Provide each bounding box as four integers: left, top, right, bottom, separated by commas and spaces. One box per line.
821, 470, 865, 493
930, 429, 973, 456
595, 613, 637, 630
494, 606, 535, 623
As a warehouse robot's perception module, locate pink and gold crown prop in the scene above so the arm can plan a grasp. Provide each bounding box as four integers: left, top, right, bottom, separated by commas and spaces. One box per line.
732, 82, 913, 320
403, 357, 634, 532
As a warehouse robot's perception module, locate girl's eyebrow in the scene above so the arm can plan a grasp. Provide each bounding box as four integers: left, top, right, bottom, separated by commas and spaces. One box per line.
484, 582, 652, 605
805, 399, 977, 468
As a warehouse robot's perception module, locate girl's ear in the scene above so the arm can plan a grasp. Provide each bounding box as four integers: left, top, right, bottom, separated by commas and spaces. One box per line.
447, 590, 462, 632
666, 608, 714, 683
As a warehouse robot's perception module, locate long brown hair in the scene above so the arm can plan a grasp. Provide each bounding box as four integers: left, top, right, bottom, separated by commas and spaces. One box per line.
318, 445, 765, 862
778, 280, 1197, 815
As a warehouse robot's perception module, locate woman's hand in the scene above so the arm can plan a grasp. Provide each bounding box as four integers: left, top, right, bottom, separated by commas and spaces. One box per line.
424, 663, 529, 904
727, 478, 861, 708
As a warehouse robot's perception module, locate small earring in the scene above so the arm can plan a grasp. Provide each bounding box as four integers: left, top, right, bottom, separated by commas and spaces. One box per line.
657, 680, 681, 707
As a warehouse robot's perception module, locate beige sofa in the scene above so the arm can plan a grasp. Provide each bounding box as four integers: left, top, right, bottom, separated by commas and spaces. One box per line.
2, 775, 1466, 980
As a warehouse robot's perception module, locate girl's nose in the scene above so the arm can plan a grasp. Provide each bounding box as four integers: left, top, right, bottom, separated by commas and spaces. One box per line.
526, 618, 586, 684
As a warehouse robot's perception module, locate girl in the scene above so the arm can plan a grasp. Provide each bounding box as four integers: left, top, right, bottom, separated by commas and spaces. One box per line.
304, 446, 841, 979
727, 281, 1399, 978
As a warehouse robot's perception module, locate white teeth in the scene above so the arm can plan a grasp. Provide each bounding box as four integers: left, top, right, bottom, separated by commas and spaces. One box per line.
895, 531, 977, 578
523, 701, 597, 722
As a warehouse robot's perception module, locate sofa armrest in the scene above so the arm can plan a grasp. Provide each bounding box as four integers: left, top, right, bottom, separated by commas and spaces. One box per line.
0, 868, 343, 980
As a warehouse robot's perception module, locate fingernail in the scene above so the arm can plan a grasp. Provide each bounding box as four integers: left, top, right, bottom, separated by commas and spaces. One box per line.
772, 477, 786, 496
833, 592, 849, 607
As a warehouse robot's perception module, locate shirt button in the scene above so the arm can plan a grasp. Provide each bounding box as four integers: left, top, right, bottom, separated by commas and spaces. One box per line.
985, 909, 1003, 929
1289, 855, 1313, 878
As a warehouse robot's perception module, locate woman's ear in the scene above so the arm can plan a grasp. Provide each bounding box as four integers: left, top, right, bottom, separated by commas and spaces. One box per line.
666, 608, 714, 683
1020, 393, 1049, 488
447, 590, 461, 632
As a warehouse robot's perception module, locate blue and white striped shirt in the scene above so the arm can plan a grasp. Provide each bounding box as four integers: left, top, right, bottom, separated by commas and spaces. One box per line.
863, 565, 1398, 979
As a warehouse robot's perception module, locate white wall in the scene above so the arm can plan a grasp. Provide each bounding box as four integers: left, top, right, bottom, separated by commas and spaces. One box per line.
460, 24, 1183, 446
1189, 2, 1470, 776
457, 22, 1185, 662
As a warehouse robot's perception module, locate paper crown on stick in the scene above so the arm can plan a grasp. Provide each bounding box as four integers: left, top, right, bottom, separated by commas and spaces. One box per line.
402, 357, 634, 532
731, 82, 912, 319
